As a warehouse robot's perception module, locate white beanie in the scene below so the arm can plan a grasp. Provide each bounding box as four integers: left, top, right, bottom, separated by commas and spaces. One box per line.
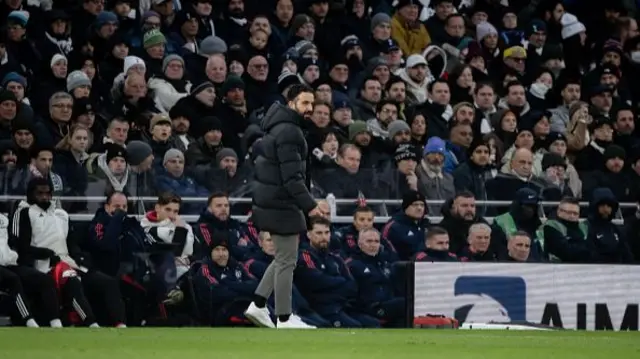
123, 56, 146, 73
476, 21, 498, 42
560, 13, 586, 40
50, 54, 67, 68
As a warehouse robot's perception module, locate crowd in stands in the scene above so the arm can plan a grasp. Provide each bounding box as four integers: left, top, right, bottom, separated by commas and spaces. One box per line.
1, 0, 640, 328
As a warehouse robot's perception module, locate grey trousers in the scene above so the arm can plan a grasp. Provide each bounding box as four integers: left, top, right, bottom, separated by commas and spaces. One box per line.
254, 234, 299, 315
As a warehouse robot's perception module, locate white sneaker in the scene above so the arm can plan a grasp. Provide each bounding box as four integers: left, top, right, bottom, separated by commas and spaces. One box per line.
244, 302, 275, 328
277, 315, 317, 329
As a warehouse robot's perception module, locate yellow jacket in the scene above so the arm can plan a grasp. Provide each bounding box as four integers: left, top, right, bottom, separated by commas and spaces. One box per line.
391, 14, 431, 56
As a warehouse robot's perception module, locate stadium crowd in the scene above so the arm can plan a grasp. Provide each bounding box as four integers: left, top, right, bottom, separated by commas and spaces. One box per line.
1, 0, 640, 328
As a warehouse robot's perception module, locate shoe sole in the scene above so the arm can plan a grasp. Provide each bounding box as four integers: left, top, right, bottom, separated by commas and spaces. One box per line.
244, 310, 275, 328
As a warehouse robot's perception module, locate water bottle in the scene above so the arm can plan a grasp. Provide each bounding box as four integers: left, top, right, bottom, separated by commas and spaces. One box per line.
326, 193, 337, 220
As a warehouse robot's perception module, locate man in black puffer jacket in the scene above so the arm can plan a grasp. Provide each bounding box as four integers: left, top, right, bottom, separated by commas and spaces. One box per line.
244, 84, 322, 329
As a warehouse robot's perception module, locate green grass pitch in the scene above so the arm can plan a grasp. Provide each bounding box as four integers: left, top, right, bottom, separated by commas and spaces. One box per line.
0, 328, 638, 358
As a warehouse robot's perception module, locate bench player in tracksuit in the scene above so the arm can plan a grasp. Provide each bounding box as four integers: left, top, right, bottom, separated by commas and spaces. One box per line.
346, 227, 406, 327
335, 206, 399, 261
294, 216, 380, 328
381, 191, 428, 260
412, 227, 459, 262
243, 230, 330, 327
193, 232, 261, 326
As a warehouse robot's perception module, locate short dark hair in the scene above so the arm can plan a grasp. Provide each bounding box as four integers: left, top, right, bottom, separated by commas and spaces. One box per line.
474, 82, 494, 95
308, 215, 331, 229
30, 146, 54, 159
454, 191, 475, 200
361, 76, 380, 91
505, 80, 524, 93
106, 191, 127, 204
426, 226, 448, 240
385, 75, 406, 92
376, 99, 399, 114
445, 13, 464, 26
156, 192, 181, 206
207, 192, 229, 205
353, 206, 374, 217
559, 197, 580, 206
286, 84, 314, 101
428, 78, 448, 93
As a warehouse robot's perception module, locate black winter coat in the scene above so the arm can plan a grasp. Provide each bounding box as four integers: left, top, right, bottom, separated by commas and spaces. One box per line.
251, 104, 316, 234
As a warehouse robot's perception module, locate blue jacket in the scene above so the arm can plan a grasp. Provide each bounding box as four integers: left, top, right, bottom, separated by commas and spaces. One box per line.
86, 208, 148, 277
335, 224, 399, 262
294, 246, 358, 315
155, 168, 208, 214
346, 252, 399, 307
194, 210, 259, 261
381, 213, 425, 261
443, 141, 466, 174
193, 257, 258, 322
587, 188, 634, 264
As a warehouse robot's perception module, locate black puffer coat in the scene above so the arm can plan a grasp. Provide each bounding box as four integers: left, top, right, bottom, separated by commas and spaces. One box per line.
251, 104, 316, 235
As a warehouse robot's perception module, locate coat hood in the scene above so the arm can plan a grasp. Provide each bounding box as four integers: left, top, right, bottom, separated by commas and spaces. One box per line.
588, 187, 619, 220
260, 103, 303, 132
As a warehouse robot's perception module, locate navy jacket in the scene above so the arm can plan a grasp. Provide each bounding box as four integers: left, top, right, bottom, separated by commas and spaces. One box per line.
194, 210, 258, 261
294, 246, 357, 315
412, 248, 459, 262
335, 224, 399, 262
381, 213, 425, 261
587, 188, 634, 264
346, 252, 400, 307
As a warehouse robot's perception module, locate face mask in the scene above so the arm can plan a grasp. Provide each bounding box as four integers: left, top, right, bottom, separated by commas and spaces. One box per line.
530, 82, 550, 97
631, 51, 640, 63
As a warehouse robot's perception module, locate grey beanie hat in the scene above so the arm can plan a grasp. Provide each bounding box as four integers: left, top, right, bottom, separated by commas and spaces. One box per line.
215, 147, 238, 164
371, 13, 391, 31
66, 70, 92, 92
294, 40, 317, 57
126, 140, 153, 166
163, 148, 184, 164
388, 120, 411, 138
199, 35, 228, 56
162, 54, 184, 73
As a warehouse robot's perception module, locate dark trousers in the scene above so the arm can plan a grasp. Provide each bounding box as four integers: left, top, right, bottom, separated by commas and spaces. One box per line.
149, 252, 178, 300
80, 271, 127, 326
0, 265, 34, 324
6, 266, 60, 324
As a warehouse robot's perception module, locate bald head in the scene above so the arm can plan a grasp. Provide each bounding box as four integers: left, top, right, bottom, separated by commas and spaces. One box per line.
511, 148, 533, 178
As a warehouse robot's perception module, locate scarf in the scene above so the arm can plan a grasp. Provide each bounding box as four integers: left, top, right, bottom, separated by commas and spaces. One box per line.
97, 153, 129, 192
45, 32, 73, 55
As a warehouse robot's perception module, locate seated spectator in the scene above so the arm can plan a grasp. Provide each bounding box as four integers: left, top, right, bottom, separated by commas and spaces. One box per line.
413, 226, 458, 262
346, 228, 406, 327
381, 190, 427, 261
193, 232, 261, 327
141, 192, 195, 284
500, 231, 533, 262
194, 192, 257, 261
540, 197, 593, 263
415, 138, 455, 213
458, 223, 497, 262
443, 122, 473, 174
39, 92, 74, 148
10, 147, 64, 206
586, 188, 634, 264
148, 54, 191, 112
573, 116, 614, 173
545, 132, 582, 197
54, 124, 90, 212
86, 143, 130, 194
491, 188, 545, 261
500, 128, 544, 176
295, 216, 380, 328
12, 178, 126, 327
92, 116, 129, 154
582, 145, 633, 204
0, 213, 62, 327
156, 149, 208, 214
168, 102, 196, 153
452, 139, 495, 210
195, 147, 251, 197
439, 191, 488, 253
125, 140, 157, 212
185, 117, 224, 171
335, 206, 397, 261
144, 114, 176, 169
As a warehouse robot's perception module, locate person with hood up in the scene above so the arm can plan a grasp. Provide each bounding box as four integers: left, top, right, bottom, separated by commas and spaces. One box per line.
155, 149, 208, 214
586, 188, 634, 263
438, 191, 488, 254
490, 187, 545, 261
415, 137, 455, 214
381, 190, 428, 260
581, 144, 633, 204
413, 226, 458, 262
37, 9, 73, 61
140, 192, 195, 303
346, 227, 406, 327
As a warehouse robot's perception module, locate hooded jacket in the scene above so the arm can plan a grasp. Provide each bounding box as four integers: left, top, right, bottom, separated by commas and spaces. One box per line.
586, 188, 634, 264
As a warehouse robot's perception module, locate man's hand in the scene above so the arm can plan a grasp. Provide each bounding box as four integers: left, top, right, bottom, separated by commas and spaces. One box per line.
406, 172, 418, 191
308, 206, 323, 217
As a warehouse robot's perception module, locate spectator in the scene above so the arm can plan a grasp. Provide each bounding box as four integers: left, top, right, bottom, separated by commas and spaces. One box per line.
156, 149, 208, 213
415, 138, 455, 213
439, 191, 487, 253
381, 190, 427, 260
413, 226, 458, 262
501, 231, 533, 262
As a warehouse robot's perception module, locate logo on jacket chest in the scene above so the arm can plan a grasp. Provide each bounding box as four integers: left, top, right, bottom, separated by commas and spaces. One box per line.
235, 269, 242, 280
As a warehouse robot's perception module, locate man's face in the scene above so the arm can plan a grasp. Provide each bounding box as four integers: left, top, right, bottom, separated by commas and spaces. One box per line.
275, 0, 294, 23
51, 99, 73, 122
13, 129, 33, 148
109, 120, 129, 144
594, 125, 614, 142
615, 110, 635, 135
470, 145, 490, 166
600, 73, 618, 88
361, 80, 382, 103
308, 224, 331, 250
505, 56, 526, 73
557, 203, 579, 222
387, 82, 406, 103
259, 233, 276, 256
165, 157, 184, 177
602, 51, 621, 67
353, 210, 374, 231
204, 130, 222, 146
152, 123, 172, 142
0, 100, 17, 120
377, 103, 398, 124
405, 201, 425, 220
468, 228, 490, 252
247, 57, 269, 81
474, 86, 495, 109
172, 117, 190, 134
354, 132, 371, 146
529, 31, 546, 48
427, 234, 449, 251
454, 105, 475, 125
1, 150, 16, 167
508, 236, 531, 261
430, 82, 450, 105
408, 64, 427, 83
108, 157, 127, 175
105, 193, 128, 215
33, 184, 52, 208
155, 202, 180, 222
454, 196, 476, 220
311, 104, 330, 128
397, 159, 416, 175
290, 92, 314, 119
226, 88, 245, 106
450, 124, 473, 147
209, 197, 230, 221
591, 92, 613, 112
358, 231, 381, 256
372, 23, 391, 41
605, 157, 624, 173
35, 151, 53, 174
507, 85, 526, 106
598, 204, 613, 218
338, 148, 361, 174
512, 151, 533, 177
445, 16, 465, 38
211, 246, 229, 266
549, 140, 567, 157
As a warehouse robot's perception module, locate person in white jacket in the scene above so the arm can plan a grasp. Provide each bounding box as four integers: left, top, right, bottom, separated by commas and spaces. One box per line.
0, 213, 62, 327
148, 54, 192, 112
140, 192, 194, 304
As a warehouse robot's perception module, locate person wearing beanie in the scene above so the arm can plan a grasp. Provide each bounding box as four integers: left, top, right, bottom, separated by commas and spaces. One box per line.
476, 21, 498, 43
390, 0, 430, 56
277, 69, 301, 95
66, 70, 92, 97
126, 140, 153, 171
184, 116, 224, 167
123, 56, 146, 75
392, 143, 421, 199
415, 137, 455, 213
540, 152, 570, 193
545, 131, 582, 197
86, 142, 130, 192
384, 118, 410, 141
156, 148, 208, 211
2, 72, 27, 89
573, 116, 614, 173
220, 75, 245, 97
199, 35, 228, 57
451, 139, 493, 214
148, 53, 191, 112
348, 121, 370, 142
560, 13, 586, 40
371, 13, 392, 33
383, 189, 426, 260
215, 147, 238, 168
290, 14, 315, 40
